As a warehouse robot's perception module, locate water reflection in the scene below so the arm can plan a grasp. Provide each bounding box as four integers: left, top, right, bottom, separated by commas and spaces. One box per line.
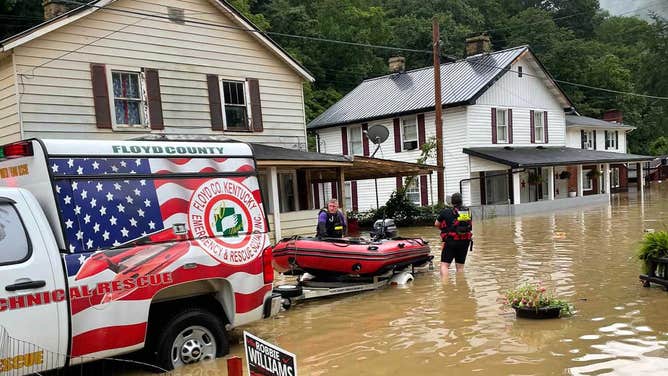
118, 184, 668, 375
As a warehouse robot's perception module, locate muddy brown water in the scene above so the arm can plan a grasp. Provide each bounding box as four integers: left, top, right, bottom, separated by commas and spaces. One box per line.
116, 185, 668, 376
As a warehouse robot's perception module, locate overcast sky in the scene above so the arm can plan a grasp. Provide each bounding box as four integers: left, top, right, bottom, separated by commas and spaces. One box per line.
599, 0, 668, 20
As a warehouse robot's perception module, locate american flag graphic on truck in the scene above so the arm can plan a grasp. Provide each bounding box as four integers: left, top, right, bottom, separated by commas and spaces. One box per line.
50, 156, 271, 358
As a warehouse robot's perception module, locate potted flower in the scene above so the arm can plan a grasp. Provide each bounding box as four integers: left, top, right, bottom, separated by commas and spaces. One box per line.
503, 282, 573, 319
636, 230, 668, 276
587, 167, 602, 178
559, 170, 571, 180
527, 172, 543, 186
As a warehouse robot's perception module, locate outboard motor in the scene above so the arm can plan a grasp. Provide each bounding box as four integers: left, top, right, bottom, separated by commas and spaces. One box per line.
370, 219, 398, 241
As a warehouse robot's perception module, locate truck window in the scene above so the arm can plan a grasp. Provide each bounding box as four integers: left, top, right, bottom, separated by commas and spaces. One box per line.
0, 204, 30, 264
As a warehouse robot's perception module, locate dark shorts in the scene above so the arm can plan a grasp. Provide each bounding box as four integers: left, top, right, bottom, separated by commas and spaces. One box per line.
441, 239, 471, 264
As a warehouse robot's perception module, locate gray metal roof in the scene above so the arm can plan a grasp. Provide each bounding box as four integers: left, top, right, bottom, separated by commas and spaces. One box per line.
308, 46, 569, 130
565, 115, 634, 129
463, 147, 653, 168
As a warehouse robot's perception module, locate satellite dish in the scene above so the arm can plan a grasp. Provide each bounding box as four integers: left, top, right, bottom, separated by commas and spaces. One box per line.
365, 125, 389, 144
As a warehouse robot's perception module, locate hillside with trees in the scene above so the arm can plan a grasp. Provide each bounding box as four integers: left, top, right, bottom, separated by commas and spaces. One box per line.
2, 0, 666, 154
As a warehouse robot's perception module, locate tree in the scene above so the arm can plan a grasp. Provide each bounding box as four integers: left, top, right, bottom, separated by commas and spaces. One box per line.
649, 136, 668, 156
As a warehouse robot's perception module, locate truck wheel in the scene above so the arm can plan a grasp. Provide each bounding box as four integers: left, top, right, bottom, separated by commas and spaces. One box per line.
153, 308, 228, 371
274, 284, 303, 298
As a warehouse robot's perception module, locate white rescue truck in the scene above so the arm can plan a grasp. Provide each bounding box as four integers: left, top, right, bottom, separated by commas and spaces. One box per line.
0, 139, 281, 374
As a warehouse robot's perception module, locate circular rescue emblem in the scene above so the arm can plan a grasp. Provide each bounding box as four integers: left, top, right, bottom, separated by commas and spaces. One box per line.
188, 178, 267, 265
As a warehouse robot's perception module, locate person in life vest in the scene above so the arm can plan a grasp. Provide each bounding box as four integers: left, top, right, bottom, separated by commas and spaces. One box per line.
434, 192, 472, 276
316, 198, 347, 238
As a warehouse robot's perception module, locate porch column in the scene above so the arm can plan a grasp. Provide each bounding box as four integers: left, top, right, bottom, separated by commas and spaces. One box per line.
548, 166, 555, 200
305, 170, 313, 209
512, 172, 521, 204
269, 167, 282, 240
577, 165, 584, 197
337, 167, 346, 211
638, 162, 645, 196
603, 163, 611, 196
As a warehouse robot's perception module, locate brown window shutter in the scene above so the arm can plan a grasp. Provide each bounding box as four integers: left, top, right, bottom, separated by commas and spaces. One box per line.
393, 118, 401, 152
207, 74, 223, 131
351, 181, 358, 211
491, 108, 497, 144
417, 114, 426, 148
247, 78, 263, 132
90, 63, 112, 129
480, 172, 487, 205
593, 130, 597, 149
395, 176, 402, 191
143, 68, 164, 130
341, 127, 349, 155
420, 175, 428, 206
615, 131, 618, 149
544, 111, 549, 143
362, 123, 369, 156
530, 110, 535, 143
581, 130, 585, 149
508, 108, 513, 144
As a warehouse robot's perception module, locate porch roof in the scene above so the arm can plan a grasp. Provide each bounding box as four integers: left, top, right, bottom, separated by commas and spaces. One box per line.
252, 143, 436, 181
463, 147, 653, 168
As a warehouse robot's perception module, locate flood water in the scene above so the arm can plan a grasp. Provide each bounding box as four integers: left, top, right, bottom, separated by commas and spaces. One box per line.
125, 184, 668, 376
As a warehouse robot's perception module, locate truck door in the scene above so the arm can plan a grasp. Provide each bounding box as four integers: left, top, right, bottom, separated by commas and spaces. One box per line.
0, 191, 67, 375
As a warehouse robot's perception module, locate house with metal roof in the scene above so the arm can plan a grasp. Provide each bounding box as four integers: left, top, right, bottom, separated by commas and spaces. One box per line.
309, 39, 652, 217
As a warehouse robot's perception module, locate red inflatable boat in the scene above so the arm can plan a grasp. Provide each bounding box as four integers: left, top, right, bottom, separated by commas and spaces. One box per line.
272, 236, 433, 277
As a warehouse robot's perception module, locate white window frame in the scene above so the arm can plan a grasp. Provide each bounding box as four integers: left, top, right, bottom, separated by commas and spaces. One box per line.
107, 68, 149, 129
402, 116, 418, 151
349, 126, 363, 156
584, 130, 595, 150
344, 182, 353, 210
404, 177, 420, 205
583, 169, 593, 191
496, 109, 508, 143
220, 79, 252, 131
534, 111, 545, 143
606, 131, 617, 150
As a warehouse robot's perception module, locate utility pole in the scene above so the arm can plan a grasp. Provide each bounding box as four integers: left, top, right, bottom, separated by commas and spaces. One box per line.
432, 16, 445, 205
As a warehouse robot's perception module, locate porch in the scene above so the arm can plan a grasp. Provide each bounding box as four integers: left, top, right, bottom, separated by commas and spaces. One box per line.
251, 143, 436, 242
463, 147, 653, 219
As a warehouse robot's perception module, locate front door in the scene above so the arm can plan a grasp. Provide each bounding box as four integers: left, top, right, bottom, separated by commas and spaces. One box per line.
0, 193, 67, 375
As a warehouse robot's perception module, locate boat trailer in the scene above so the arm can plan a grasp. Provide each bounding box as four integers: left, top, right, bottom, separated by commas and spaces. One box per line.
273, 261, 433, 310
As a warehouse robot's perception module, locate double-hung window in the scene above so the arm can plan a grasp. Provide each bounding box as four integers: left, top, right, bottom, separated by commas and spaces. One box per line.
612, 168, 620, 188
404, 177, 420, 205
349, 127, 363, 155
533, 111, 545, 143
112, 71, 146, 127
496, 109, 508, 143
605, 131, 617, 150
222, 80, 249, 130
583, 169, 593, 190
583, 130, 595, 150
402, 117, 418, 151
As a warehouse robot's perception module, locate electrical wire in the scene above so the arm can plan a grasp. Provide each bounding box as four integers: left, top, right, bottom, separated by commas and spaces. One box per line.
17, 0, 668, 101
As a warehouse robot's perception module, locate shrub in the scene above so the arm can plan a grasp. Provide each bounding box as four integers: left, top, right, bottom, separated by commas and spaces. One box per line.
636, 231, 668, 274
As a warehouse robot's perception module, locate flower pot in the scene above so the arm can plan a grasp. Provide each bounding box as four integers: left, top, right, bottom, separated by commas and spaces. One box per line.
568, 191, 576, 198
513, 305, 561, 319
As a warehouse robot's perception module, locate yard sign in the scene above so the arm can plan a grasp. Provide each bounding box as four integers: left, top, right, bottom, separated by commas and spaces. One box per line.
243, 331, 297, 376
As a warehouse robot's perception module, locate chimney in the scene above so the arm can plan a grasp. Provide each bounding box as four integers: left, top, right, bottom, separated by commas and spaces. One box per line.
465, 35, 492, 57
388, 56, 406, 73
43, 0, 74, 21
602, 109, 623, 124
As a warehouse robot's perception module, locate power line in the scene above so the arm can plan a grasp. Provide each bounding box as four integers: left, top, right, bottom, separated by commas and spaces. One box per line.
36, 0, 668, 101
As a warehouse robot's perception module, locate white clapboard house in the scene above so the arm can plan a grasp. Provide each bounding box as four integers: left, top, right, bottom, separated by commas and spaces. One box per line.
309, 38, 651, 217
0, 0, 434, 239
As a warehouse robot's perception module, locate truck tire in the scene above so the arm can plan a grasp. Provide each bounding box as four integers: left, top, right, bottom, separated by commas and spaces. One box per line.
153, 308, 228, 371
274, 284, 303, 298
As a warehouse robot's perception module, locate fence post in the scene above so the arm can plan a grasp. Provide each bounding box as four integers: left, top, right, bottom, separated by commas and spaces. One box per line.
227, 356, 243, 376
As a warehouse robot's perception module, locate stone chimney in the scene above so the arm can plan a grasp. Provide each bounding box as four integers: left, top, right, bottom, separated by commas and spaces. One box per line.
388, 56, 406, 73
43, 0, 74, 21
602, 109, 623, 124
465, 35, 492, 57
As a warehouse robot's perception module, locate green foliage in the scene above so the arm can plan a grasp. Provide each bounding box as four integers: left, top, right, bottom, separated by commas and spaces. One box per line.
649, 136, 668, 156
503, 282, 573, 317
636, 231, 668, 274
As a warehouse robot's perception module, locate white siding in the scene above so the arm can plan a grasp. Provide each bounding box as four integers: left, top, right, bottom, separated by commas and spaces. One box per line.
0, 55, 19, 144
13, 0, 306, 148
470, 157, 509, 172
442, 107, 470, 203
